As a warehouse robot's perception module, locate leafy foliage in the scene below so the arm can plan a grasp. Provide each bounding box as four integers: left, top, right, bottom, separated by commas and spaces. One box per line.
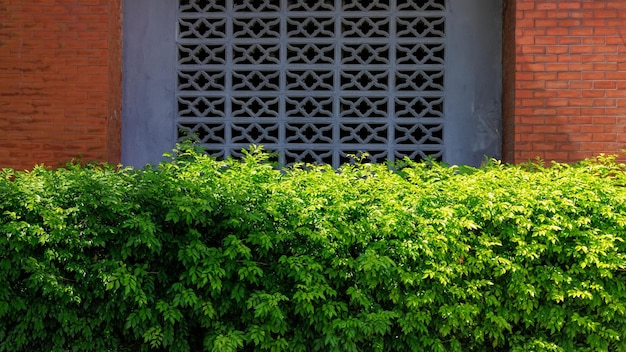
1, 148, 626, 351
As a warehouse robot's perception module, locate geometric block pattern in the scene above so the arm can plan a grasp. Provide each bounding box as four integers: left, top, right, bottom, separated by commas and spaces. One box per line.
177, 0, 445, 166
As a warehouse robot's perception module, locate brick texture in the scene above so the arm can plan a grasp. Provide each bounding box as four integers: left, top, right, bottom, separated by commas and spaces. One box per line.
503, 0, 626, 163
0, 0, 122, 170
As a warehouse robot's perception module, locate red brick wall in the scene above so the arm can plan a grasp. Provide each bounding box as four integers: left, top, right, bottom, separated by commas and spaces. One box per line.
503, 0, 626, 163
0, 0, 122, 170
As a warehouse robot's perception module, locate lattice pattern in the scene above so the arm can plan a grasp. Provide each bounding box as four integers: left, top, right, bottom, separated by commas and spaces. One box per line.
177, 0, 446, 166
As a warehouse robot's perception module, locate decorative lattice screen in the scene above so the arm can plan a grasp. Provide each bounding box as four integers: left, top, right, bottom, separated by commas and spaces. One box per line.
177, 0, 445, 166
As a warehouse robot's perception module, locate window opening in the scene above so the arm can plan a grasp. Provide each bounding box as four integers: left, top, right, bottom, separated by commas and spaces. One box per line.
177, 0, 446, 166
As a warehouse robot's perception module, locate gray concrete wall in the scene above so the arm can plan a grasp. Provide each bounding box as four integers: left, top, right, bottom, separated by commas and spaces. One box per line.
122, 0, 176, 167
444, 0, 503, 166
122, 0, 502, 167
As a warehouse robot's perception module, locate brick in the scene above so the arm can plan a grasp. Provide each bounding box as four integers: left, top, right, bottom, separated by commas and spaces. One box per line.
594, 9, 619, 18
570, 28, 594, 36
582, 90, 607, 98
605, 90, 626, 98
558, 37, 582, 45
547, 27, 570, 36
556, 90, 581, 98
533, 143, 558, 151
521, 116, 546, 125
583, 2, 607, 9
533, 72, 558, 80
545, 46, 569, 55
523, 10, 548, 19
568, 81, 593, 89
593, 45, 618, 54
545, 98, 569, 107
580, 108, 607, 115
569, 46, 596, 54
536, 19, 559, 27
568, 116, 594, 124
557, 72, 581, 80
582, 37, 606, 45
514, 140, 536, 150
547, 10, 576, 19
544, 133, 570, 143
592, 116, 618, 125
580, 125, 607, 133
609, 55, 626, 64
521, 98, 546, 107
524, 133, 548, 142
580, 54, 607, 62
558, 2, 582, 10
544, 63, 570, 71
545, 81, 569, 89
522, 45, 547, 54
516, 89, 535, 98
517, 80, 547, 89
535, 37, 558, 45
517, 2, 536, 11
592, 133, 618, 142
557, 125, 582, 133
536, 58, 562, 66
593, 63, 618, 71
522, 28, 547, 37
532, 108, 558, 115
558, 19, 582, 27
581, 72, 605, 80
607, 1, 626, 9
557, 143, 582, 152
516, 36, 536, 45
605, 107, 626, 115
532, 125, 557, 133
593, 81, 617, 89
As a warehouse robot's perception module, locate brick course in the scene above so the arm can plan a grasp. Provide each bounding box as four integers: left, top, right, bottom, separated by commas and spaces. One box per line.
503, 0, 626, 163
0, 0, 122, 170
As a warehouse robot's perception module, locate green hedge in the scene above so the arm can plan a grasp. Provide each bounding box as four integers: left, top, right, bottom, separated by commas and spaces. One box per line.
1, 147, 626, 351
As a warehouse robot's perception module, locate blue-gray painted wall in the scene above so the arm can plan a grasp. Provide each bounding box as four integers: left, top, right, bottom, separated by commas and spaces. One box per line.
445, 0, 502, 166
122, 0, 177, 167
122, 0, 502, 167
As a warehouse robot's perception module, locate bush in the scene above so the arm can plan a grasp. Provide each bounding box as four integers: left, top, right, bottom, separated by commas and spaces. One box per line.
1, 148, 625, 351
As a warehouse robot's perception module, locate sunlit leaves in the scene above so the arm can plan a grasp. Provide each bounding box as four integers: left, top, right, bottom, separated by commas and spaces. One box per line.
1, 147, 626, 350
